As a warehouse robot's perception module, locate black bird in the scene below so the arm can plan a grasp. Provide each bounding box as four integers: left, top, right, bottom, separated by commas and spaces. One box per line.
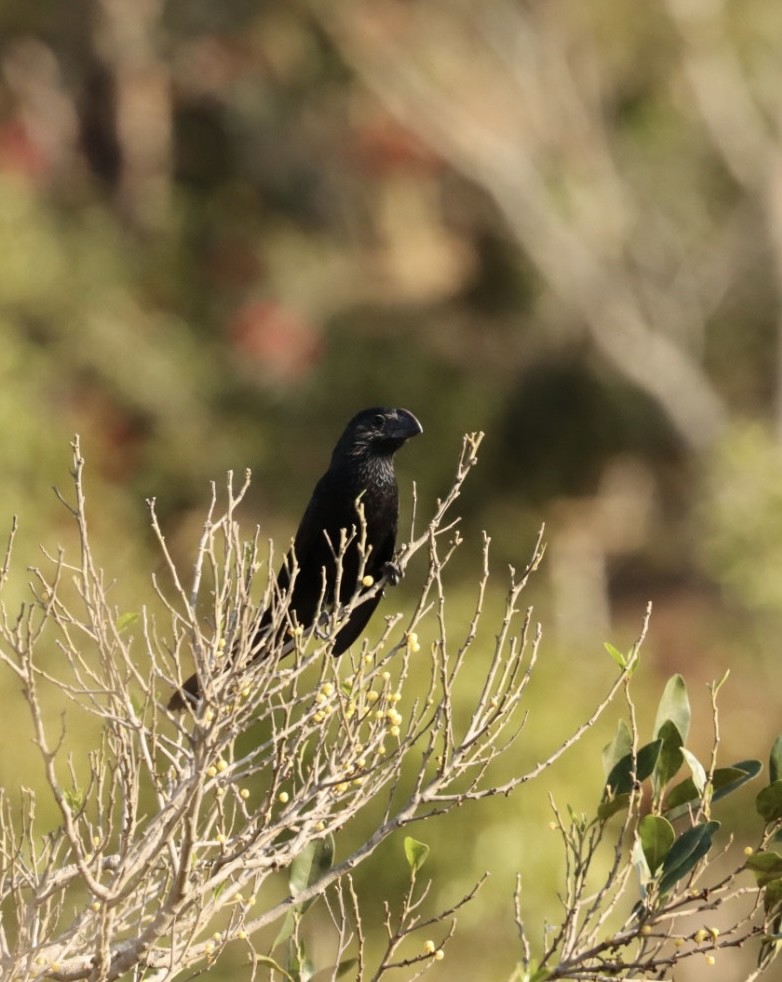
168, 407, 422, 710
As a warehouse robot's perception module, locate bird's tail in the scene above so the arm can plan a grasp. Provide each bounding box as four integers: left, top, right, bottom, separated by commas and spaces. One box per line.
167, 672, 201, 712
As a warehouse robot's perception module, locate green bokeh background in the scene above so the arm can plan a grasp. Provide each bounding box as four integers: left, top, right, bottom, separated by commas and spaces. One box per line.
1, 1, 781, 978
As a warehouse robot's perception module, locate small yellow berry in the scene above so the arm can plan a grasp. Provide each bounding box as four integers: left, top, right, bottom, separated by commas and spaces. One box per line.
389, 725, 400, 737
381, 671, 391, 682
336, 782, 349, 793
92, 835, 101, 847
322, 682, 335, 697
388, 691, 401, 704
237, 930, 247, 940
217, 759, 228, 773
434, 949, 444, 961
674, 937, 685, 948
278, 791, 289, 804
362, 575, 374, 587
316, 821, 325, 832
641, 925, 651, 936
366, 691, 380, 704
206, 766, 217, 778
424, 939, 436, 954
352, 777, 363, 787
204, 942, 215, 955
708, 927, 719, 940
217, 637, 226, 649
363, 653, 373, 664
743, 845, 754, 856
314, 711, 325, 723
705, 954, 716, 966
240, 788, 250, 800
374, 710, 385, 721
240, 686, 251, 698
694, 929, 708, 944
204, 709, 215, 723
213, 931, 222, 942
90, 901, 100, 912
215, 833, 226, 844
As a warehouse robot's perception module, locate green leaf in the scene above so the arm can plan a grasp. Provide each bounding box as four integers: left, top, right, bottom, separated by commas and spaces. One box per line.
604, 740, 662, 798
253, 955, 295, 980
659, 821, 719, 896
770, 737, 782, 785
597, 792, 631, 821
602, 719, 633, 781
274, 912, 297, 949
712, 760, 762, 801
286, 943, 315, 982
746, 851, 782, 887
757, 781, 782, 823
764, 877, 782, 915
639, 814, 675, 874
404, 836, 430, 874
63, 786, 84, 813
681, 748, 707, 794
664, 761, 762, 819
275, 835, 335, 948
631, 835, 651, 894
510, 962, 551, 982
116, 611, 140, 632
604, 642, 626, 668
290, 835, 335, 905
654, 675, 690, 744
334, 959, 360, 979
653, 720, 684, 794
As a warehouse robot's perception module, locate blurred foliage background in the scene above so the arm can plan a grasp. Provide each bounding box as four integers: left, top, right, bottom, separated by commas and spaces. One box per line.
1, 0, 782, 978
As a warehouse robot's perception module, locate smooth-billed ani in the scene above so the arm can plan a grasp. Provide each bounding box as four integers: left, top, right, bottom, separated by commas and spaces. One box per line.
168, 407, 422, 710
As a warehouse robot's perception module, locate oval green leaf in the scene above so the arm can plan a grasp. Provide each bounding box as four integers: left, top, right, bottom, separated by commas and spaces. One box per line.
604, 739, 662, 798
602, 719, 633, 781
746, 851, 782, 887
404, 836, 430, 874
757, 781, 782, 823
654, 675, 690, 744
771, 737, 782, 786
659, 821, 719, 896
639, 814, 675, 874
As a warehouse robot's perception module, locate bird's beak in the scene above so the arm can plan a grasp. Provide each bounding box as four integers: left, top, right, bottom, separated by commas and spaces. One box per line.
388, 409, 423, 441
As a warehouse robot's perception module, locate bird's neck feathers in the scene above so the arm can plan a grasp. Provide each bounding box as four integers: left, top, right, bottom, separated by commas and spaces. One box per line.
334, 449, 398, 496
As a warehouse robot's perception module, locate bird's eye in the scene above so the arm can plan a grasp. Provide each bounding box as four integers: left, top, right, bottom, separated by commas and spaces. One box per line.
373, 414, 385, 428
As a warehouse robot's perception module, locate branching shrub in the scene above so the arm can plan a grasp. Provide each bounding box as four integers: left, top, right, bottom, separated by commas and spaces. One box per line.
0, 435, 778, 981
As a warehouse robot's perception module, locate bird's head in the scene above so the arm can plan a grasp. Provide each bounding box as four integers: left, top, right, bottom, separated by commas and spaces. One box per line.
333, 407, 423, 462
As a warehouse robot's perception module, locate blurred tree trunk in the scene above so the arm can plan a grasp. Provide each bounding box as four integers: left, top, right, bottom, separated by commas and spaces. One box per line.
93, 0, 172, 230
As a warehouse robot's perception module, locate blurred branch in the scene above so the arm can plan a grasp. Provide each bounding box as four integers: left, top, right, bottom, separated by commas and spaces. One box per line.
314, 0, 735, 450
664, 0, 782, 442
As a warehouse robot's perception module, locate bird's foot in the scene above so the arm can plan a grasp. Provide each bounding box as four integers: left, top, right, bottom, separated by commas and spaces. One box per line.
381, 560, 402, 586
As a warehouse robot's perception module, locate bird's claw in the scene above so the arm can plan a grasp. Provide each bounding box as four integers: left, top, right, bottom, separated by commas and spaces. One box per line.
382, 560, 403, 587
